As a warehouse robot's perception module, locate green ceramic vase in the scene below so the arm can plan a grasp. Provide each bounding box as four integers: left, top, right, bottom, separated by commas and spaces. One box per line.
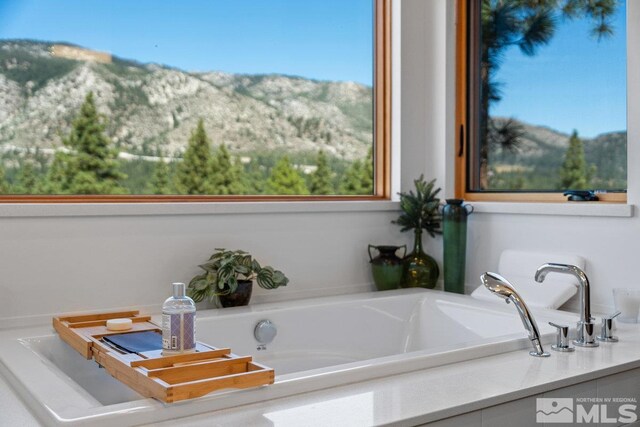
442, 199, 473, 294
368, 245, 406, 291
402, 229, 439, 289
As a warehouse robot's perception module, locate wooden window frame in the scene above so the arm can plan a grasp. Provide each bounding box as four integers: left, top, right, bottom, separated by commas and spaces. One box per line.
1, 0, 391, 204
455, 0, 627, 204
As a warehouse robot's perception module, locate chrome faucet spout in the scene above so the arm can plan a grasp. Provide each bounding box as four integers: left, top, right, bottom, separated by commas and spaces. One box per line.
535, 263, 591, 322
535, 263, 598, 347
481, 272, 549, 357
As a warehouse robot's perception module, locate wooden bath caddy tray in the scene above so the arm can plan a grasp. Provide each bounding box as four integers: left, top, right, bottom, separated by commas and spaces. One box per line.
53, 310, 274, 403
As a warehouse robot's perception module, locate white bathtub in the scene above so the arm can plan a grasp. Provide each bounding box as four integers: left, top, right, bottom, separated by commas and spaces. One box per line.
0, 289, 576, 426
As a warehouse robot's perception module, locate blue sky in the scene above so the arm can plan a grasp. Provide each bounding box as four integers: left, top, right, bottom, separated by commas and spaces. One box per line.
0, 0, 373, 85
491, 2, 627, 138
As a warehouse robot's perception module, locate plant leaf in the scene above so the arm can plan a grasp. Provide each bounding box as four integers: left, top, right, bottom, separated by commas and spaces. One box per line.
272, 270, 289, 287
393, 175, 441, 237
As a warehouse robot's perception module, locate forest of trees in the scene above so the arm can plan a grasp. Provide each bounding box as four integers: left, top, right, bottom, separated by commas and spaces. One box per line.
0, 92, 374, 196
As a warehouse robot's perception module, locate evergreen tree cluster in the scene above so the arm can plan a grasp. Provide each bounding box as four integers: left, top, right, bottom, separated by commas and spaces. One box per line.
174, 119, 246, 195
0, 92, 128, 195
51, 92, 127, 195
487, 130, 601, 191
0, 92, 375, 196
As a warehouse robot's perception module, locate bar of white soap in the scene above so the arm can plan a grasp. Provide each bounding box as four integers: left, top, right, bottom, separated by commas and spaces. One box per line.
106, 318, 133, 331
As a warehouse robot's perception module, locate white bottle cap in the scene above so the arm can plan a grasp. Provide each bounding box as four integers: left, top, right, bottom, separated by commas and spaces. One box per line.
106, 318, 133, 331
173, 282, 186, 298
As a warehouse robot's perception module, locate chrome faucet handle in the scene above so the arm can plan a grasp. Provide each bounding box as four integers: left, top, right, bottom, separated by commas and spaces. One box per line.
575, 320, 599, 347
548, 322, 575, 352
597, 311, 621, 342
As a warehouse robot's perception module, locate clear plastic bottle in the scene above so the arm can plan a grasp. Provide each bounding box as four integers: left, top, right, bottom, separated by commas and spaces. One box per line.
161, 282, 196, 355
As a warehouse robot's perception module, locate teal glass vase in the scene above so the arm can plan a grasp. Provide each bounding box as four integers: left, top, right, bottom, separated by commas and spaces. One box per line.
442, 199, 473, 294
402, 229, 439, 289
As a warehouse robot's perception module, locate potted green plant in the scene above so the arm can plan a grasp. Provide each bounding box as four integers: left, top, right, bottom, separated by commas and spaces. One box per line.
392, 175, 442, 289
187, 248, 289, 307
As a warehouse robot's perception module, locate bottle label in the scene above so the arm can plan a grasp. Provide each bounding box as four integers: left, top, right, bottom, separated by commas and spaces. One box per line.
183, 312, 195, 350
162, 312, 196, 352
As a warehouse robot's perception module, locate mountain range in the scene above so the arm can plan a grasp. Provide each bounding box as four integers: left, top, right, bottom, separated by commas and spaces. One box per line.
0, 39, 627, 189
0, 39, 373, 161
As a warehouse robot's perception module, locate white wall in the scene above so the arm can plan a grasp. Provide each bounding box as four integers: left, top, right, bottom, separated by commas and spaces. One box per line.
401, 0, 449, 264
0, 207, 408, 324
0, 0, 635, 325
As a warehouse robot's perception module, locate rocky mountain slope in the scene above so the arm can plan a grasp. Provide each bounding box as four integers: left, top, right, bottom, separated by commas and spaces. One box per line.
0, 40, 373, 161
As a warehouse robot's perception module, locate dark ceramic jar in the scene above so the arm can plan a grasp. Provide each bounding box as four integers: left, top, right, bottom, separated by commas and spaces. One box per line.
368, 245, 406, 291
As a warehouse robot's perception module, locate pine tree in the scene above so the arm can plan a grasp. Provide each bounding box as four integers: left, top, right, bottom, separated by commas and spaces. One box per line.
559, 131, 592, 190
361, 148, 374, 194
341, 160, 365, 195
15, 161, 39, 195
244, 160, 266, 195
0, 163, 10, 194
42, 152, 70, 194
176, 119, 214, 195
61, 92, 127, 194
310, 150, 334, 195
150, 158, 172, 195
266, 156, 309, 195
210, 144, 245, 195
341, 149, 374, 195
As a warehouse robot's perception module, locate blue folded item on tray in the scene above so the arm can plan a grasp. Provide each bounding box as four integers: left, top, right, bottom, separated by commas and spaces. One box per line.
103, 331, 163, 354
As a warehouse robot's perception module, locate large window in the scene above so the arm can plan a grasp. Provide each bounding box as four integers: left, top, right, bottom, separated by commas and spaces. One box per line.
0, 0, 390, 201
457, 0, 627, 202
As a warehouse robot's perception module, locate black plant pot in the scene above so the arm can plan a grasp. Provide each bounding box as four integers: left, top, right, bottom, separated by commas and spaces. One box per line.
218, 280, 253, 307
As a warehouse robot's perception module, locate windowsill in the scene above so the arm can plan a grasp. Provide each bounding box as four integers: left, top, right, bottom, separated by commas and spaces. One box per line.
471, 201, 634, 217
0, 200, 631, 218
0, 200, 400, 218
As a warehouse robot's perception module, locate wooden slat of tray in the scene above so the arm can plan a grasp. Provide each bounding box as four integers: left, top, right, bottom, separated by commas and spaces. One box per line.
166, 364, 274, 402
147, 356, 254, 384
57, 310, 141, 324
131, 348, 232, 369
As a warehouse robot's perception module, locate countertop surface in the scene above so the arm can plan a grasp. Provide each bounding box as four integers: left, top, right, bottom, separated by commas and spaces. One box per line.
1, 320, 639, 427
